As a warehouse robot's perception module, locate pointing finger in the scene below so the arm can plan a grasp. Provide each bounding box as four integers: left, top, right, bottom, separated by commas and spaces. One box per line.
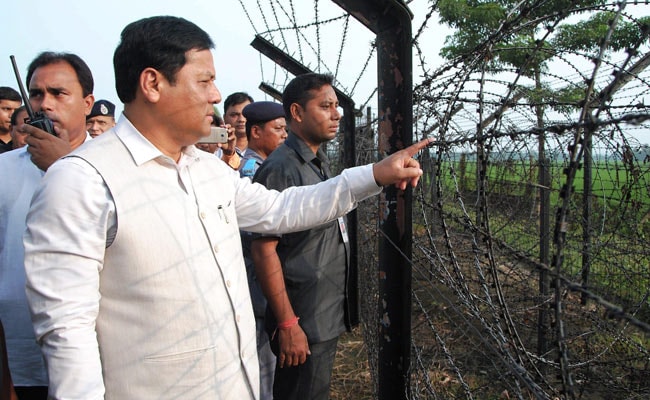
404, 137, 434, 157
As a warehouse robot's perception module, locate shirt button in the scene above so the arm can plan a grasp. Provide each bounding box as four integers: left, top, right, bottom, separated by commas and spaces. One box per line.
236, 314, 241, 323
200, 211, 206, 219
213, 244, 219, 253
226, 280, 231, 288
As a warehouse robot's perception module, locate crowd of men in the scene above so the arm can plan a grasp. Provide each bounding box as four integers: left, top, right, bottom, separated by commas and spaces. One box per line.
0, 15, 430, 400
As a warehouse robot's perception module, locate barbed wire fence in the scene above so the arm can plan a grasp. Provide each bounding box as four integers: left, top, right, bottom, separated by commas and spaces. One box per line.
237, 0, 650, 398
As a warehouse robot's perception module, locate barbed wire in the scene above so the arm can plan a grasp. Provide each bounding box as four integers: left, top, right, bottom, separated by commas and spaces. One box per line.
238, 0, 650, 398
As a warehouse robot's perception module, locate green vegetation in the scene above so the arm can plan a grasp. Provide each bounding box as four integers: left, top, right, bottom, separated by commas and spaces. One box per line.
435, 156, 650, 207
423, 156, 650, 307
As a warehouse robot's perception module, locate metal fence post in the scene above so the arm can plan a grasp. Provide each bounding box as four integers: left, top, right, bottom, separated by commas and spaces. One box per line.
331, 1, 414, 398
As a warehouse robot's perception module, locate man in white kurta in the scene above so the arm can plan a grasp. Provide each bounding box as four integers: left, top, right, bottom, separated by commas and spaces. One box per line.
25, 115, 386, 399
23, 15, 430, 400
0, 51, 95, 399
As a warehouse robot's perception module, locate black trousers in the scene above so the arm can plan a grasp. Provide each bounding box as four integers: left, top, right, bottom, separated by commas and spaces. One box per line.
14, 386, 48, 400
272, 337, 339, 400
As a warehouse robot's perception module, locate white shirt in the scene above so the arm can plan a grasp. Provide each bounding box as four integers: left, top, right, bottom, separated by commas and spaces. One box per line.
23, 115, 381, 399
0, 134, 91, 387
0, 146, 47, 387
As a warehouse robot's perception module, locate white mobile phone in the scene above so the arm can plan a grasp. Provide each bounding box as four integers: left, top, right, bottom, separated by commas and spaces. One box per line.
198, 126, 228, 144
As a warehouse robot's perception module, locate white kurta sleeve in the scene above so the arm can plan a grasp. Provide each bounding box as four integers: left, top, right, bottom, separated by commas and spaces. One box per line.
24, 157, 115, 400
234, 163, 381, 233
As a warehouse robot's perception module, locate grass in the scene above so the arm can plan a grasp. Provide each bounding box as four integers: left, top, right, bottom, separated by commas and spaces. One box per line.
331, 328, 374, 400
435, 158, 650, 207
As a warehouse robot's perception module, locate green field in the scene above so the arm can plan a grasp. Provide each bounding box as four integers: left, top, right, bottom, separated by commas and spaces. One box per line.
419, 156, 650, 307
432, 158, 650, 207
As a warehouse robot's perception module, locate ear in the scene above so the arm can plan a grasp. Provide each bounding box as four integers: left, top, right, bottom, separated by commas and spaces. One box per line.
251, 125, 262, 140
83, 94, 96, 117
290, 103, 303, 123
139, 67, 164, 103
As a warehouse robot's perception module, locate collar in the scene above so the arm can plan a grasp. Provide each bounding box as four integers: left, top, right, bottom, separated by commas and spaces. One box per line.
284, 132, 329, 167
242, 147, 264, 163
113, 114, 200, 167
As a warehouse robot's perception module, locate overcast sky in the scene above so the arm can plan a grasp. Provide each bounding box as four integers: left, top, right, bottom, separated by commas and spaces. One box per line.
7, 1, 644, 144
0, 0, 300, 116
2, 1, 447, 118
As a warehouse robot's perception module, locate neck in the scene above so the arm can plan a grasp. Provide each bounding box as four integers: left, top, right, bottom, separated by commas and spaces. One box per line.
69, 131, 87, 150
248, 144, 267, 160
124, 104, 183, 162
236, 136, 248, 151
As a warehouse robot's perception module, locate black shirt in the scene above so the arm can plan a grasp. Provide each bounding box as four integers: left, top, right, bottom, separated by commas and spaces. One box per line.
0, 140, 13, 154
253, 132, 358, 343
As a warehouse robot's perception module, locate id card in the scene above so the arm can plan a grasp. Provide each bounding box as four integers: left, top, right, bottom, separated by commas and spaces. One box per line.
338, 216, 349, 244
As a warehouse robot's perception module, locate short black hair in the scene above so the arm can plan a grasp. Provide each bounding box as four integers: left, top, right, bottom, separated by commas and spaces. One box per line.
10, 105, 26, 126
26, 52, 94, 97
223, 92, 254, 114
0, 86, 21, 102
282, 73, 334, 123
114, 16, 214, 103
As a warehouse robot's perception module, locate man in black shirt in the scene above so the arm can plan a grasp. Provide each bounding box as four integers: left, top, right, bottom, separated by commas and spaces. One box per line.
252, 73, 353, 400
0, 87, 22, 154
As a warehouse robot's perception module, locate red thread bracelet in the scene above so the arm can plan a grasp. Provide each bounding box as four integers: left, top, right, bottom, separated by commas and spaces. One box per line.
277, 316, 300, 330
272, 316, 300, 340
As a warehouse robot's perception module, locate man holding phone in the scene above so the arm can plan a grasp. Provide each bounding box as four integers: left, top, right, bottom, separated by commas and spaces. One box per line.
196, 116, 241, 169
223, 92, 254, 153
0, 51, 94, 400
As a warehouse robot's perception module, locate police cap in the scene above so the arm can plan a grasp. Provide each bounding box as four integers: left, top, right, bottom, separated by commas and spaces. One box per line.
242, 101, 285, 123
87, 99, 115, 120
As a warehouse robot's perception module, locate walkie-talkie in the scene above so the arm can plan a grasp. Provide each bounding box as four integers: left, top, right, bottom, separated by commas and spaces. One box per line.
10, 55, 55, 135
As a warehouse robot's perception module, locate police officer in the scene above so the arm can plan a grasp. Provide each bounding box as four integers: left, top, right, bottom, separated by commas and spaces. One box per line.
239, 101, 287, 179
86, 99, 116, 137
239, 100, 287, 400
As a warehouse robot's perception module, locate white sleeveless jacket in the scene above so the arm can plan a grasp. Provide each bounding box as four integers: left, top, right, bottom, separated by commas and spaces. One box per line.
25, 117, 380, 399
72, 130, 258, 399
